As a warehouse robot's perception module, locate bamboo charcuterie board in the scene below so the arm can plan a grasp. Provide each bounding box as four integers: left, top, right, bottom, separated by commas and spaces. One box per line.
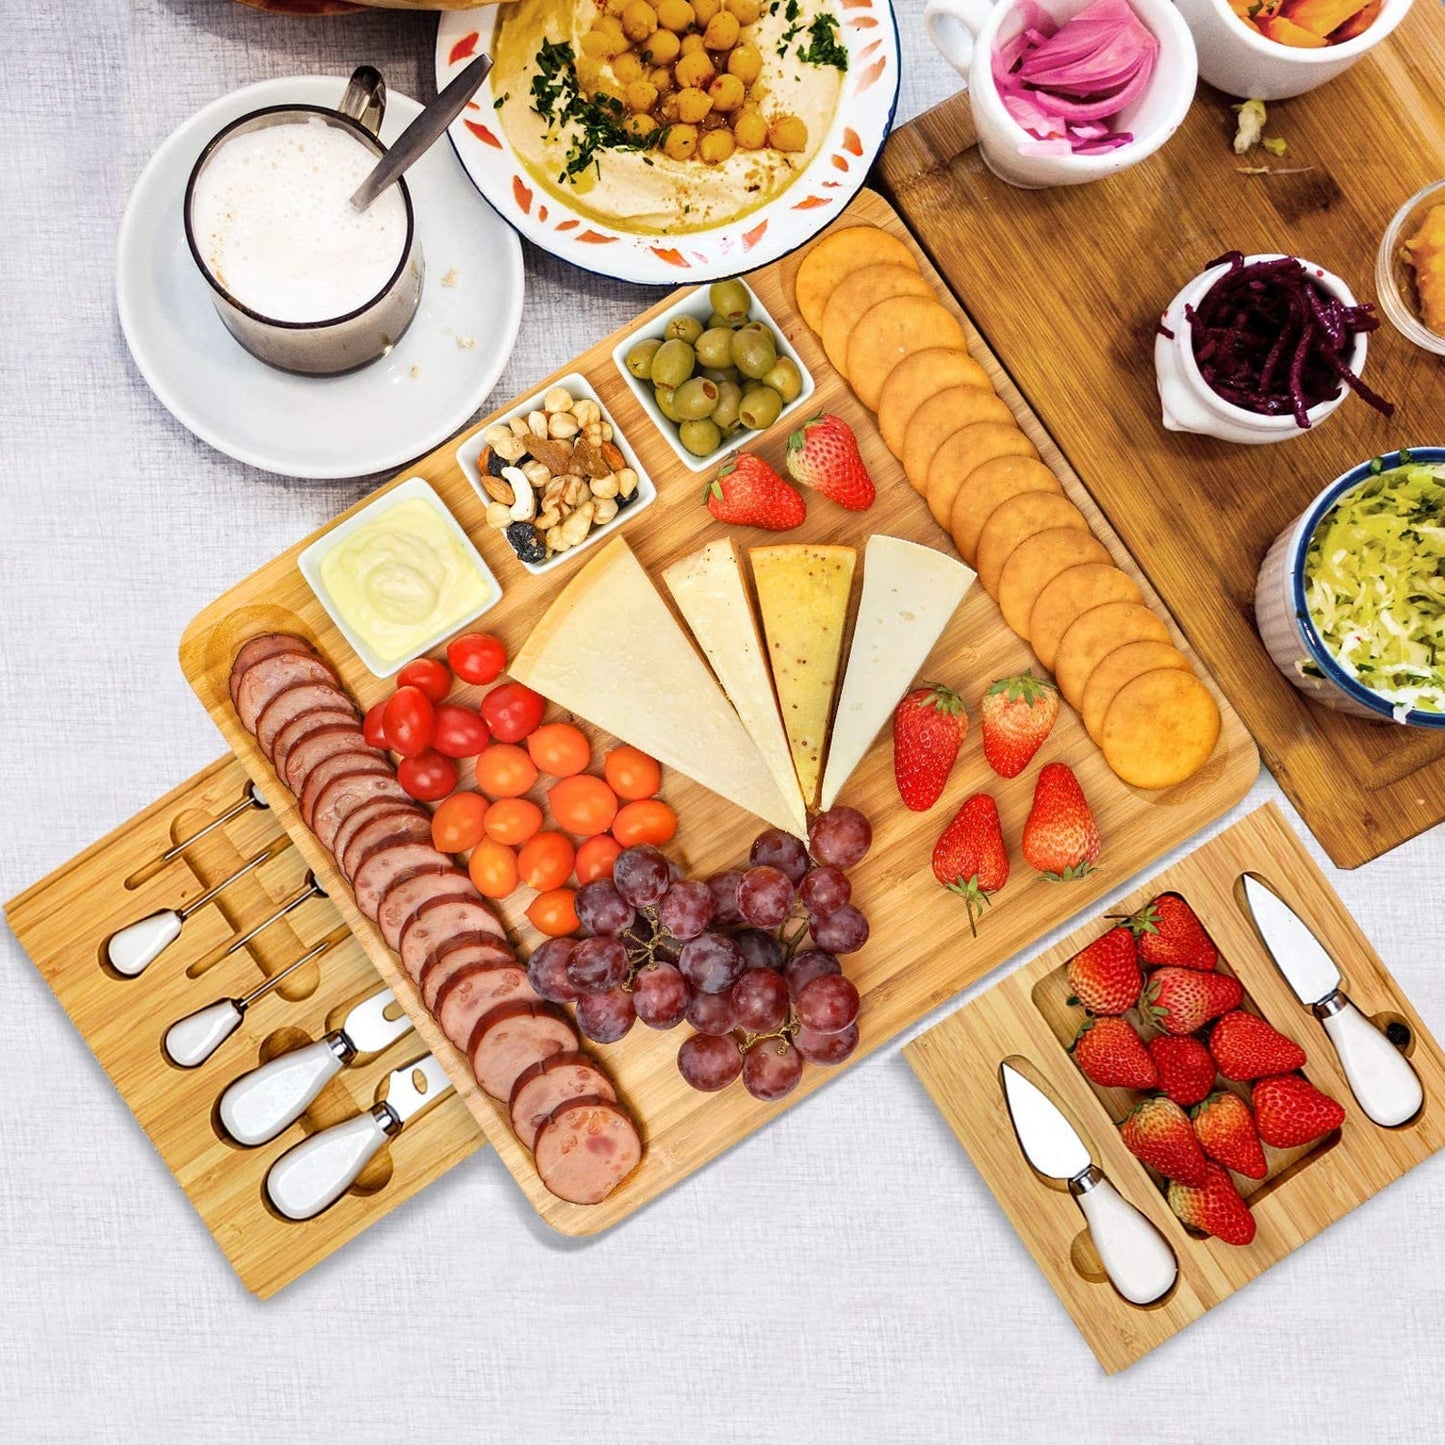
179, 189, 1257, 1236
906, 804, 1445, 1374
879, 4, 1445, 870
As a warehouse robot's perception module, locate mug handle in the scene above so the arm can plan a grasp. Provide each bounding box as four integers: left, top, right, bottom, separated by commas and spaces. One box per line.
924, 0, 997, 83
338, 64, 387, 137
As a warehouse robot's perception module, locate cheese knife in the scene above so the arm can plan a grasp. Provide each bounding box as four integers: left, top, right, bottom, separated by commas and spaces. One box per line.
1241, 874, 1422, 1127
1000, 1063, 1178, 1306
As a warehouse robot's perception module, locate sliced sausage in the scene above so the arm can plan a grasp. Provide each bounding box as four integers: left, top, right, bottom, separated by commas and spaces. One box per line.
399, 897, 507, 980
270, 706, 359, 776
377, 869, 476, 951
235, 652, 336, 734
353, 842, 455, 924
434, 962, 538, 1053
509, 1053, 617, 1152
313, 774, 413, 854
420, 937, 517, 1013
229, 633, 315, 707
533, 1096, 642, 1205
299, 754, 391, 830
469, 1001, 578, 1102
257, 685, 357, 759
282, 724, 379, 794
341, 810, 434, 881
333, 799, 425, 874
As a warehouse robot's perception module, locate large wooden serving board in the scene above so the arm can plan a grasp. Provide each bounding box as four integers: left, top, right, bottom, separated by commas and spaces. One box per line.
906, 805, 1445, 1374
180, 189, 1256, 1235
879, 5, 1445, 870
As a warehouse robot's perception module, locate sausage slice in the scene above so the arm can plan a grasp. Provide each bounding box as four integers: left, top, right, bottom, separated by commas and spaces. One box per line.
509, 1053, 617, 1152
270, 706, 359, 777
433, 961, 538, 1053
333, 798, 424, 873
420, 937, 517, 1013
377, 869, 476, 951
398, 896, 507, 981
235, 652, 337, 734
299, 755, 391, 829
257, 682, 357, 757
353, 842, 455, 925
313, 774, 413, 854
282, 724, 380, 794
533, 1096, 642, 1205
341, 810, 434, 881
469, 1001, 578, 1102
229, 633, 316, 707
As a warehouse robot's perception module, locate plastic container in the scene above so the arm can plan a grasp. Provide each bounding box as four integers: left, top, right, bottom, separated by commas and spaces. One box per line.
1375, 179, 1445, 356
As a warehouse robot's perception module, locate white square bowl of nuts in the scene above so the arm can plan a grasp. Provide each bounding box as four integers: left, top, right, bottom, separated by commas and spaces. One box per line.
456, 373, 656, 575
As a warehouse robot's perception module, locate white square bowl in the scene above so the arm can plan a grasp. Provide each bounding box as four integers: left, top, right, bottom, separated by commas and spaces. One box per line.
298, 476, 503, 678
610, 281, 816, 474
455, 371, 657, 577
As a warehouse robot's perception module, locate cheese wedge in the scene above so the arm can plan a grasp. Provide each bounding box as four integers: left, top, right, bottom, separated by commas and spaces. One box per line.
662, 540, 809, 837
819, 535, 976, 810
510, 538, 802, 834
749, 543, 857, 809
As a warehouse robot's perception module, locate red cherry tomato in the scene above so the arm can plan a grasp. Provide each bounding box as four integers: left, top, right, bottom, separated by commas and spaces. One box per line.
482, 681, 546, 743
432, 704, 490, 759
362, 700, 390, 750
575, 833, 623, 884
397, 749, 458, 802
397, 657, 451, 703
448, 632, 508, 686
382, 686, 436, 757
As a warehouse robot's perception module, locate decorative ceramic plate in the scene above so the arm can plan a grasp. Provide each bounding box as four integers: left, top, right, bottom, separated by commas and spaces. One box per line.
435, 1, 900, 285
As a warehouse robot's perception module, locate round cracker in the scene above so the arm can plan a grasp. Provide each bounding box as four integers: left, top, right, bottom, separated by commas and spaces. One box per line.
878, 348, 995, 459
1082, 642, 1193, 744
1055, 602, 1172, 708
1101, 670, 1221, 790
794, 226, 919, 333
998, 530, 1115, 640
903, 387, 1015, 494
1029, 563, 1144, 672
950, 456, 1063, 565
821, 264, 935, 376
847, 297, 969, 410
974, 492, 1089, 597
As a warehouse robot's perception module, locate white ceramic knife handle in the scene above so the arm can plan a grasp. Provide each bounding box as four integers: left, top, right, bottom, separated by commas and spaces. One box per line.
107, 910, 183, 977
163, 999, 243, 1068
1076, 1178, 1179, 1306
219, 1038, 344, 1147
1322, 1000, 1423, 1128
265, 1110, 389, 1222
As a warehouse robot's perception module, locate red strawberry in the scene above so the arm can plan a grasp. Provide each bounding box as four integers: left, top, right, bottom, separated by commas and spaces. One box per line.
1147, 1035, 1217, 1108
931, 793, 1009, 936
1208, 1010, 1308, 1082
785, 413, 876, 511
1141, 967, 1243, 1035
1167, 1162, 1257, 1246
1123, 893, 1218, 971
1021, 762, 1100, 881
1120, 1096, 1208, 1186
704, 454, 806, 530
1191, 1091, 1268, 1179
1071, 1016, 1158, 1090
1066, 927, 1142, 1016
1252, 1075, 1346, 1148
893, 683, 968, 811
980, 673, 1060, 779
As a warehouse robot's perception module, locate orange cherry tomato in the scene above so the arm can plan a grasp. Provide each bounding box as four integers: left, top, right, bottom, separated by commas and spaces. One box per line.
483, 796, 543, 846
473, 743, 539, 799
518, 831, 576, 891
611, 798, 678, 847
575, 833, 623, 884
547, 774, 619, 835
468, 838, 519, 899
431, 791, 488, 854
527, 887, 579, 937
604, 745, 662, 801
525, 722, 592, 778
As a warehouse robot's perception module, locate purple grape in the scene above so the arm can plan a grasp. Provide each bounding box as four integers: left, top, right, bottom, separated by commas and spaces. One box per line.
794, 1022, 859, 1065
808, 806, 872, 868
810, 904, 869, 954
633, 962, 691, 1029
613, 844, 671, 908
731, 967, 790, 1033
798, 864, 850, 919
737, 865, 794, 928
678, 1032, 743, 1092
707, 870, 745, 927
575, 879, 636, 937
656, 879, 716, 942
527, 937, 581, 1004
784, 948, 841, 998
742, 1038, 804, 1101
566, 935, 630, 994
686, 988, 738, 1035
749, 828, 809, 884
576, 986, 636, 1044
795, 972, 860, 1034
733, 927, 783, 974
678, 931, 745, 995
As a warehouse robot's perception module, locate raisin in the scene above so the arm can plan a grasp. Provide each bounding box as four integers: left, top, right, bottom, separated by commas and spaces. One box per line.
505, 521, 547, 564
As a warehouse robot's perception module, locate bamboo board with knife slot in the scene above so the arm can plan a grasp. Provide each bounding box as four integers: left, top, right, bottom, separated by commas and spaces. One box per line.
179, 188, 1258, 1236
905, 804, 1445, 1374
3, 756, 484, 1298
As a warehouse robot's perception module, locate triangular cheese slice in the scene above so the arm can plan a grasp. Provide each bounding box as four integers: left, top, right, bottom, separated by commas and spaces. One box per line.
749, 543, 857, 809
819, 535, 976, 810
662, 540, 809, 838
510, 538, 803, 834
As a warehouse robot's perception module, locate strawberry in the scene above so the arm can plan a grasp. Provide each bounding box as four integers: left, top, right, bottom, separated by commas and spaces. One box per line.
1066, 927, 1141, 1016
931, 793, 1008, 936
785, 413, 876, 511
1021, 762, 1100, 881
1122, 893, 1218, 971
1147, 1034, 1217, 1108
1167, 1161, 1257, 1246
893, 683, 968, 811
1141, 967, 1243, 1035
1071, 1016, 1158, 1090
1191, 1091, 1268, 1179
1208, 1010, 1307, 1082
704, 454, 805, 531
1120, 1096, 1208, 1186
1251, 1074, 1346, 1149
980, 673, 1060, 779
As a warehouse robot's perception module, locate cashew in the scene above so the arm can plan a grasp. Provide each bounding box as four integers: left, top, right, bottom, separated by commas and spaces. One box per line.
562, 475, 589, 508
543, 386, 574, 414
593, 497, 618, 525
502, 465, 537, 522
508, 416, 530, 439
555, 501, 596, 550
536, 506, 562, 531
616, 468, 639, 499
590, 472, 619, 500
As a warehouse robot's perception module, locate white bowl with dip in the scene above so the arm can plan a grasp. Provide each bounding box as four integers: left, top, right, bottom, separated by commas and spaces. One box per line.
300, 477, 502, 677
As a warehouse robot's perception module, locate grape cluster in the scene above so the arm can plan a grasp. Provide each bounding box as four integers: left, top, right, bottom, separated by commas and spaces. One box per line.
526, 806, 873, 1103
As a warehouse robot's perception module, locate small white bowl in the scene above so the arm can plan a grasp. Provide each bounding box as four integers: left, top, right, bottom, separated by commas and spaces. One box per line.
455, 371, 656, 576
611, 281, 815, 474
1155, 253, 1367, 445
1375, 178, 1445, 357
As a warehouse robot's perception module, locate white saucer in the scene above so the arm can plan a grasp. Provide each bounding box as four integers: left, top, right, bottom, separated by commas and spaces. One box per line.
116, 76, 524, 479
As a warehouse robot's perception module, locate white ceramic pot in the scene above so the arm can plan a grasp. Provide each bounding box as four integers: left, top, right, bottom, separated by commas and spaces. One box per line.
923, 0, 1197, 188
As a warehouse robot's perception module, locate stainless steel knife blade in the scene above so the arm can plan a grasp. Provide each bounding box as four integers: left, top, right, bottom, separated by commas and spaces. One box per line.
1000, 1063, 1091, 1181
1241, 874, 1340, 1006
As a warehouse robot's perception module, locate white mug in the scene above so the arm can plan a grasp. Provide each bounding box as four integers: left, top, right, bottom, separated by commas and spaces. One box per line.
923, 0, 1198, 188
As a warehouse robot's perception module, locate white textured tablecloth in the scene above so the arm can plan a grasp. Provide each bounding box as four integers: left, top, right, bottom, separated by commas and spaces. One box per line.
2, 2, 1442, 1439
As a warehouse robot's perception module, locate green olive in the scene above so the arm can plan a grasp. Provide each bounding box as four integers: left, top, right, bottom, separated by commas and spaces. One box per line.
731, 325, 778, 381
650, 337, 697, 389
679, 417, 723, 457
674, 376, 721, 420
695, 326, 736, 370
654, 382, 681, 423
739, 385, 782, 430
708, 278, 751, 324
711, 379, 743, 429
665, 314, 705, 346
626, 338, 662, 380
707, 311, 743, 331
761, 356, 803, 404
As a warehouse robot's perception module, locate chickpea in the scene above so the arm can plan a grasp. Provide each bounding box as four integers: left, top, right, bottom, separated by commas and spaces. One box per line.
726, 0, 762, 21
623, 111, 657, 139
699, 129, 736, 164
605, 0, 629, 12
663, 123, 700, 161
728, 42, 762, 85
693, 0, 721, 22
660, 90, 681, 122
679, 32, 707, 57
613, 51, 645, 85
675, 48, 715, 88
656, 0, 696, 30
732, 108, 767, 150
642, 28, 681, 64
674, 85, 713, 123
596, 14, 627, 41
651, 65, 676, 94
625, 77, 660, 112
703, 11, 740, 49
621, 0, 658, 42
768, 114, 808, 152
581, 29, 624, 60
708, 72, 744, 112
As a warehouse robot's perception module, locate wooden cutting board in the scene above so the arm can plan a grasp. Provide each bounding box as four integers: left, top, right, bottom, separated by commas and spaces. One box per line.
906, 804, 1445, 1374
179, 189, 1257, 1236
879, 4, 1445, 870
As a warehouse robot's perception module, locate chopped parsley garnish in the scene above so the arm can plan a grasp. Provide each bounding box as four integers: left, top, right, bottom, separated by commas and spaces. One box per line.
493, 91, 510, 110
797, 12, 847, 69
776, 0, 804, 56
528, 39, 659, 180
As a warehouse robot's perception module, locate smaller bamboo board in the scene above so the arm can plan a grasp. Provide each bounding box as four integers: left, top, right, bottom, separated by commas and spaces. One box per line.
905, 804, 1445, 1374
3, 757, 484, 1299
